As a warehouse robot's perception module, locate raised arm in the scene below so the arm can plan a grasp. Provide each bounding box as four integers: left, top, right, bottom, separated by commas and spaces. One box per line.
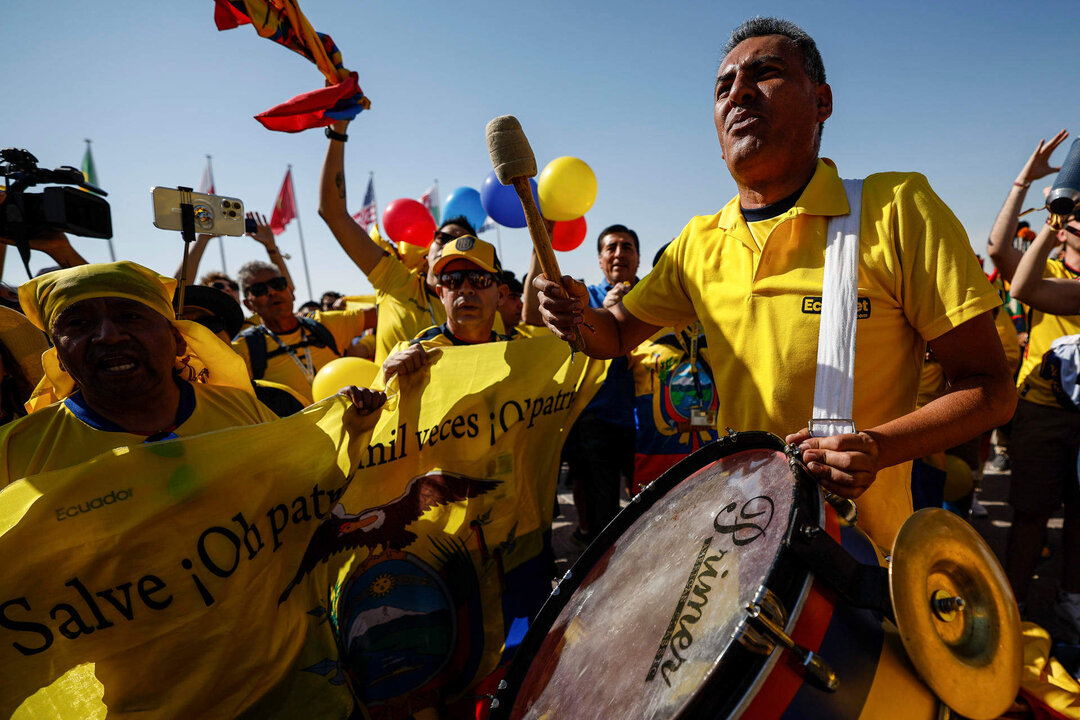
987, 129, 1069, 281
317, 120, 386, 275
174, 233, 214, 283
1, 229, 88, 270
246, 212, 295, 292
1010, 219, 1080, 314
533, 273, 659, 358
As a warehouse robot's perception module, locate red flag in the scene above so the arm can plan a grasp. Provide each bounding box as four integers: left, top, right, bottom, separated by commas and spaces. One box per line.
270, 169, 296, 235
255, 73, 366, 133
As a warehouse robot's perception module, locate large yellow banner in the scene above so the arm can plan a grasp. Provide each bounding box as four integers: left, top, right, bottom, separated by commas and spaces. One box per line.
1, 335, 602, 719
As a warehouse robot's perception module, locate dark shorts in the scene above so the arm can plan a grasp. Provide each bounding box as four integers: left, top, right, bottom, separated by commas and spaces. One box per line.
1009, 399, 1080, 515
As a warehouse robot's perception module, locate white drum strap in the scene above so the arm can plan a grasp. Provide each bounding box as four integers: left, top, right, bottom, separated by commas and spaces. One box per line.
810, 179, 863, 438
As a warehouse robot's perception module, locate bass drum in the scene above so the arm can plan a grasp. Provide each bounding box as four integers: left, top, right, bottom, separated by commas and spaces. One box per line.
491, 431, 939, 719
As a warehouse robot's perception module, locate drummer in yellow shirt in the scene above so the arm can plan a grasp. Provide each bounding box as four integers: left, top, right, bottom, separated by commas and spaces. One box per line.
0, 262, 279, 486
534, 19, 1015, 549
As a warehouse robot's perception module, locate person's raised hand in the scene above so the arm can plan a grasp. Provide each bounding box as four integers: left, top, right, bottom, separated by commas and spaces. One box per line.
1019, 129, 1069, 185
602, 281, 632, 309
246, 212, 276, 248
534, 274, 589, 342
784, 428, 881, 499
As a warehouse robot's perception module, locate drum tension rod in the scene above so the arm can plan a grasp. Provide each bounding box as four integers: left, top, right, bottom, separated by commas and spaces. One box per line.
746, 601, 839, 693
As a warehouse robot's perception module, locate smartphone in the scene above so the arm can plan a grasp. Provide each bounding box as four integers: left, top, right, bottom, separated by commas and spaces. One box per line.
151, 187, 247, 236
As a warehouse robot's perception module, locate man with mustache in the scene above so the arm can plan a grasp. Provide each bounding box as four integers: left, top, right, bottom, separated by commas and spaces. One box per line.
382, 235, 510, 378
534, 17, 1016, 548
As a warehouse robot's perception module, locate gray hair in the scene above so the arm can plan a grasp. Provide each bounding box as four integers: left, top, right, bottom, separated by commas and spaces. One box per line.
236, 260, 279, 296
722, 17, 826, 85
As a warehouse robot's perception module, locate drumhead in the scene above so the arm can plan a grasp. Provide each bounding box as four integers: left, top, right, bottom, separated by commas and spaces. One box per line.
495, 432, 819, 720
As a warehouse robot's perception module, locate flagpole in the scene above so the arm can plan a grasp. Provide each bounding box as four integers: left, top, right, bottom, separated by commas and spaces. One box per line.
207, 155, 227, 274
433, 179, 439, 224
85, 139, 117, 262
495, 224, 503, 258
288, 165, 314, 302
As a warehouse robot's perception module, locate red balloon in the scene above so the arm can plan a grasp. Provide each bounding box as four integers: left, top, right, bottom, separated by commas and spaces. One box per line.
551, 216, 587, 251
383, 198, 437, 247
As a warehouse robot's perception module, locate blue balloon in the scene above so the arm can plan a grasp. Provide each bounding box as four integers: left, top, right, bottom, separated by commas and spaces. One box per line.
480, 172, 539, 229
441, 186, 487, 232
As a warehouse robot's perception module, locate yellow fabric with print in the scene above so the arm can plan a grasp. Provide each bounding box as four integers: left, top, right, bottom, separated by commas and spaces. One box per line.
0, 382, 278, 487
1, 336, 602, 719
623, 159, 998, 549
1019, 622, 1080, 718
19, 262, 254, 412
1017, 259, 1080, 408
231, 308, 372, 405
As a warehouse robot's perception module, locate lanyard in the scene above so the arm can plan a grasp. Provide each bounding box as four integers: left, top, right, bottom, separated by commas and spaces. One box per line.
262, 324, 315, 383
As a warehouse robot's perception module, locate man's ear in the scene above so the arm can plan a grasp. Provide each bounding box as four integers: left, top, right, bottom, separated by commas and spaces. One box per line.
496, 284, 508, 308
815, 82, 833, 123
172, 325, 188, 357
242, 296, 255, 313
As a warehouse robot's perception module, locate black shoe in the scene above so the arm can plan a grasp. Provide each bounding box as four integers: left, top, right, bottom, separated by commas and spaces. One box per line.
570, 528, 592, 548
988, 453, 1010, 472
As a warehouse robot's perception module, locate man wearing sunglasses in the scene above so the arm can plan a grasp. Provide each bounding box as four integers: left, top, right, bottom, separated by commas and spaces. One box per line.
231, 260, 376, 405
382, 236, 511, 379
318, 119, 512, 365
987, 129, 1080, 634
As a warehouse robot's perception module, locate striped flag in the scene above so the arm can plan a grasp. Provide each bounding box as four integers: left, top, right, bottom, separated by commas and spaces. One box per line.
353, 175, 376, 231
420, 183, 440, 224
270, 168, 297, 235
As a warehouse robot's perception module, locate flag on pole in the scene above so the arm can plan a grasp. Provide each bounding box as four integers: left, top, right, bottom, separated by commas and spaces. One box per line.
478, 217, 498, 234
420, 183, 440, 224
352, 175, 376, 231
80, 142, 98, 189
270, 168, 297, 235
198, 156, 215, 195
213, 0, 371, 132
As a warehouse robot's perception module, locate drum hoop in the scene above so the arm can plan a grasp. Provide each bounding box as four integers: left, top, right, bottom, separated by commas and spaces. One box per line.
492, 430, 824, 720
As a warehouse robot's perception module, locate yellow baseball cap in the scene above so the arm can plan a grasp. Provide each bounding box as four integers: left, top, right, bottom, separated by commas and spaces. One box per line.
431, 235, 501, 276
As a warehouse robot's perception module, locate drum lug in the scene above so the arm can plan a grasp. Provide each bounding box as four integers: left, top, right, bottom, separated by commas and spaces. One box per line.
745, 591, 840, 693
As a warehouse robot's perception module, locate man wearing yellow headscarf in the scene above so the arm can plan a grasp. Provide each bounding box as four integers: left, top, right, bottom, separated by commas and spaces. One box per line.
0, 261, 279, 486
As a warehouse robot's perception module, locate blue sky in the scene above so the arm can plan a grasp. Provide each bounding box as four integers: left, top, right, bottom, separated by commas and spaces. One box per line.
4, 1, 1078, 299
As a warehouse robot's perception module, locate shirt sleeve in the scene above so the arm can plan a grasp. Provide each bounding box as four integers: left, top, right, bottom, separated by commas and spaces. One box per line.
368, 253, 416, 297
889, 172, 1000, 340
621, 220, 699, 329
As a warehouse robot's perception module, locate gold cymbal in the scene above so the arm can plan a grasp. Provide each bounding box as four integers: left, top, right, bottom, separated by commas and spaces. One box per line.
889, 508, 1022, 720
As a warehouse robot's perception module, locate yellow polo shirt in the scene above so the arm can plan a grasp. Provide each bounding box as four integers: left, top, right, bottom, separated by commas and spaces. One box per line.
1017, 259, 1080, 408
0, 381, 278, 486
232, 309, 372, 405
622, 159, 998, 548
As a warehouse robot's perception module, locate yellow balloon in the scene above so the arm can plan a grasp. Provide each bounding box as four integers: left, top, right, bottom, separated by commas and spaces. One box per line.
943, 454, 974, 502
311, 357, 380, 402
538, 156, 597, 221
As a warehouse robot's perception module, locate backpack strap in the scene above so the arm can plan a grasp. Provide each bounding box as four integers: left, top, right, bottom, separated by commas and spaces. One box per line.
238, 317, 339, 381
238, 326, 270, 381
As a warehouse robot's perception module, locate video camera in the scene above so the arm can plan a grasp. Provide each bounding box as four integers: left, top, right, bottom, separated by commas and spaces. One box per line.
0, 148, 112, 241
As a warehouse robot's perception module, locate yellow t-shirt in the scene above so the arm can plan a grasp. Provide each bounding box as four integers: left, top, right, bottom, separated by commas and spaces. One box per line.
0, 381, 278, 486
232, 309, 371, 405
1017, 259, 1080, 408
622, 159, 998, 548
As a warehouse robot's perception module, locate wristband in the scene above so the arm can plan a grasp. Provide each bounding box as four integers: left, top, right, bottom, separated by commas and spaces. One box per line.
1013, 181, 1031, 189
325, 127, 348, 142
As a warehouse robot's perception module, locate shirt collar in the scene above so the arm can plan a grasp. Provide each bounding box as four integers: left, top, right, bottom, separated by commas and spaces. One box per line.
717, 158, 850, 235
65, 377, 196, 439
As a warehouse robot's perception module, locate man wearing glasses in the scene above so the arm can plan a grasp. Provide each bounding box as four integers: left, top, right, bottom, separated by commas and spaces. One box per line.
382, 235, 511, 378
319, 119, 514, 364
231, 260, 375, 405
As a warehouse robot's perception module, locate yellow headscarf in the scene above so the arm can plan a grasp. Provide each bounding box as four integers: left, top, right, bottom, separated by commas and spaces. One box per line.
19, 261, 253, 412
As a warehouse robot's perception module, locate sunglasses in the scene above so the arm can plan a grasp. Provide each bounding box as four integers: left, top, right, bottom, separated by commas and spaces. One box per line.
211, 280, 238, 292
1065, 225, 1080, 239
433, 230, 459, 245
438, 270, 496, 290
246, 276, 288, 297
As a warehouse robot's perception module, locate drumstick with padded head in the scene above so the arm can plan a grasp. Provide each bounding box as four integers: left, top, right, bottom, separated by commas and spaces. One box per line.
486, 115, 585, 354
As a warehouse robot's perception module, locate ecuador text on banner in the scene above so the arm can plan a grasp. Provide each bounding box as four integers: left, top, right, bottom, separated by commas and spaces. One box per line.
1, 398, 376, 720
